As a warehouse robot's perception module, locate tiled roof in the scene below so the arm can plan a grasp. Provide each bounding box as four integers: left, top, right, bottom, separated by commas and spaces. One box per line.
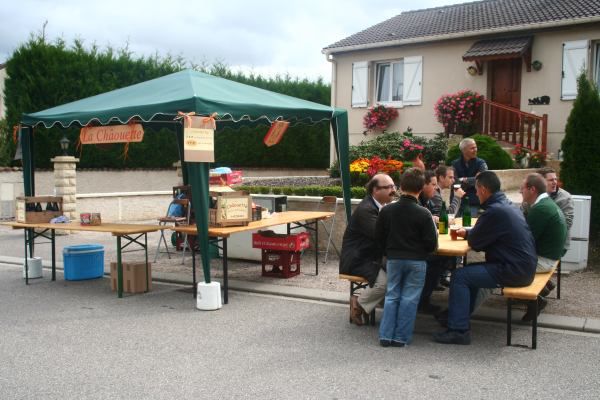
324, 0, 600, 52
463, 36, 532, 60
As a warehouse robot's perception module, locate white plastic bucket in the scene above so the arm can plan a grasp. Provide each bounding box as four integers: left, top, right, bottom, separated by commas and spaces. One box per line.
196, 282, 222, 310
23, 257, 43, 279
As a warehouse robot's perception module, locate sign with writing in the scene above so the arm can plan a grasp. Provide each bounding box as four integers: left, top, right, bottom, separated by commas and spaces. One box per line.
80, 124, 144, 144
263, 120, 289, 147
183, 115, 215, 162
220, 197, 250, 220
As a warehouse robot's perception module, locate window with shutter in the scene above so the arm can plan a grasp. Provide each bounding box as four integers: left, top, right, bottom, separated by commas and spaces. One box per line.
351, 61, 368, 108
374, 56, 422, 107
562, 40, 588, 100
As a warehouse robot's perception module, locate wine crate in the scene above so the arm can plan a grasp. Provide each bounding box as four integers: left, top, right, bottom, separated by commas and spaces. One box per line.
209, 191, 251, 227
15, 196, 63, 224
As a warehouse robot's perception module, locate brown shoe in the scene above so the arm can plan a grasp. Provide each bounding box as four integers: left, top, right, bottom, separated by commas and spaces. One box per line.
350, 296, 364, 326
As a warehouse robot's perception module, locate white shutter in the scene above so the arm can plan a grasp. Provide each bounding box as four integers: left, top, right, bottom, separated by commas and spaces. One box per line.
351, 61, 368, 108
562, 40, 588, 100
402, 56, 422, 105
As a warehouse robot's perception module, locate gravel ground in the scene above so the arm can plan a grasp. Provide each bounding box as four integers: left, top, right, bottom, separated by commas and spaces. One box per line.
241, 176, 341, 187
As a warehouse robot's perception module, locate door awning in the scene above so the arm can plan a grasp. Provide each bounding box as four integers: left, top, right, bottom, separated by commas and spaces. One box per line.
463, 36, 533, 73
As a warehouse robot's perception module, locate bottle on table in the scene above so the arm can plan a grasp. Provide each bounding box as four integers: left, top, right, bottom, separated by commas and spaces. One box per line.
462, 196, 472, 227
439, 201, 448, 235
34, 202, 42, 212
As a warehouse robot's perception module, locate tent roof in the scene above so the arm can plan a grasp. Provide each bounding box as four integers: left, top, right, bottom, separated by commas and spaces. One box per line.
22, 69, 343, 128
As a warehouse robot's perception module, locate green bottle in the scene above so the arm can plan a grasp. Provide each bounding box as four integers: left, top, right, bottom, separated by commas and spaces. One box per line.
462, 196, 472, 227
439, 201, 448, 234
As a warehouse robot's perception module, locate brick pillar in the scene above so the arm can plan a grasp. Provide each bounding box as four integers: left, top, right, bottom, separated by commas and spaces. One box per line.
51, 156, 80, 222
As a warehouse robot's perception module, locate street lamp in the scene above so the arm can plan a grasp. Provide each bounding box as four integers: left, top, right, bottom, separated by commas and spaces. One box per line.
59, 134, 70, 156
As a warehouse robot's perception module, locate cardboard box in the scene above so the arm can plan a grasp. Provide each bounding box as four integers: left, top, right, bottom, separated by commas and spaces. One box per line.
209, 190, 252, 227
16, 196, 63, 223
209, 170, 243, 186
110, 261, 152, 293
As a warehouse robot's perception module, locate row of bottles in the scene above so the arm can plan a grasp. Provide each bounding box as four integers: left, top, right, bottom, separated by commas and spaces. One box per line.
438, 195, 471, 235
25, 202, 60, 212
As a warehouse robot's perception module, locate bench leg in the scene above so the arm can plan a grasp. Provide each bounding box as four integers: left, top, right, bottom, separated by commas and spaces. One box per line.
507, 298, 512, 346
532, 297, 538, 350
556, 260, 561, 300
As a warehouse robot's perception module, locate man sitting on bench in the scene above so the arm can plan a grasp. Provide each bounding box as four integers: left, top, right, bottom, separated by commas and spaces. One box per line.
339, 174, 397, 325
519, 173, 567, 321
433, 171, 537, 345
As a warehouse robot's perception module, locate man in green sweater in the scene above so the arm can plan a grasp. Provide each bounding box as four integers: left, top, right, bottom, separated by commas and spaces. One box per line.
520, 173, 567, 321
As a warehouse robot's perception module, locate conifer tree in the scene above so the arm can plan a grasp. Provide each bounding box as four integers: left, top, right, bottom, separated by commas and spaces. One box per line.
561, 72, 600, 233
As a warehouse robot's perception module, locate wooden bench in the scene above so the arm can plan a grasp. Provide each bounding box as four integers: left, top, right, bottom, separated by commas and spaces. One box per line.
339, 274, 376, 326
502, 260, 560, 349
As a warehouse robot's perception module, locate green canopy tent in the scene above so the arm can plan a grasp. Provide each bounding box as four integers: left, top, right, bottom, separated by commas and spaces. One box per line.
19, 69, 351, 285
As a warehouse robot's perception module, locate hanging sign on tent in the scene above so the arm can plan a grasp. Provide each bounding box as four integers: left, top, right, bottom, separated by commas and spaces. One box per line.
181, 113, 216, 162
80, 124, 144, 144
263, 120, 289, 147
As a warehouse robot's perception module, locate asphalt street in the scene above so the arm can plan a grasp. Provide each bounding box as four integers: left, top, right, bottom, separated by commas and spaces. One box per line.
1, 265, 599, 400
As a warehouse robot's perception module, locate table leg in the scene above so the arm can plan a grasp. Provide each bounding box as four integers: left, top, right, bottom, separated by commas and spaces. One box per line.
24, 229, 29, 285
192, 244, 197, 298
223, 238, 228, 304
51, 229, 56, 281
144, 233, 149, 293
316, 220, 320, 275
117, 236, 123, 298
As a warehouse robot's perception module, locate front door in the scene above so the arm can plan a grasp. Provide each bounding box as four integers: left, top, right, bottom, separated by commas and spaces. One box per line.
489, 59, 522, 135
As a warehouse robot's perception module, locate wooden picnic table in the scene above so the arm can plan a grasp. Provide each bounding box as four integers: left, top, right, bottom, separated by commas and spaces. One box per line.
173, 211, 335, 304
1, 221, 163, 298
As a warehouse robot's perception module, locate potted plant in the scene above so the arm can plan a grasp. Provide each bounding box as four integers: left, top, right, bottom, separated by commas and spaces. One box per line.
434, 90, 484, 136
363, 104, 399, 133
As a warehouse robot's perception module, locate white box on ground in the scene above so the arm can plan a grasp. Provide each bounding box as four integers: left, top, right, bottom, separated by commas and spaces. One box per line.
23, 257, 43, 279
196, 281, 222, 310
222, 223, 305, 261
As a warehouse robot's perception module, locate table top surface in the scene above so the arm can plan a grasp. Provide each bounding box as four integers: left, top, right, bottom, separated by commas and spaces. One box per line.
436, 232, 470, 256
173, 210, 335, 238
1, 221, 163, 236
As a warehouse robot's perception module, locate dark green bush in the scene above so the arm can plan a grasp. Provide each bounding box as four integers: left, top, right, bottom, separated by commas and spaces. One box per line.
271, 187, 282, 195
321, 186, 343, 197
561, 73, 600, 233
257, 186, 271, 194
351, 187, 367, 199
293, 187, 307, 196
445, 134, 513, 170
281, 186, 294, 195
304, 186, 321, 196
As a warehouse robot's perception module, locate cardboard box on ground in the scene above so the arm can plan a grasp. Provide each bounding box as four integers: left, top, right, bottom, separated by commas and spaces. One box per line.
110, 261, 152, 293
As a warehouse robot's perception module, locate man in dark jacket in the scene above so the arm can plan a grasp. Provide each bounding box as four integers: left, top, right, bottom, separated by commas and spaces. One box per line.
434, 171, 537, 345
339, 173, 397, 325
452, 138, 487, 217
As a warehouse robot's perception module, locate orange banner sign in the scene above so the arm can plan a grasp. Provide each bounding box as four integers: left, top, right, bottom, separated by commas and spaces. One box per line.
80, 124, 144, 144
263, 121, 289, 147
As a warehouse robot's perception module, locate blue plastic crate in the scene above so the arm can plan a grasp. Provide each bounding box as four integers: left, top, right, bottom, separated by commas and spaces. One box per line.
63, 244, 104, 281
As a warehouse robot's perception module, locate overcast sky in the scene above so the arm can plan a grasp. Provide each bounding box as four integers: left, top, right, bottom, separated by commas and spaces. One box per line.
0, 0, 459, 82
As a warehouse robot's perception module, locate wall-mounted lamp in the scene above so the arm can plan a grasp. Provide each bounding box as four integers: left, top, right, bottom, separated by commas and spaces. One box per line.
59, 134, 70, 156
467, 65, 478, 76
531, 60, 543, 71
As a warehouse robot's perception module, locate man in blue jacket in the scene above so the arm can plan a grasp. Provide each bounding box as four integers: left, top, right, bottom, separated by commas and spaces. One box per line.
452, 138, 488, 217
434, 171, 537, 345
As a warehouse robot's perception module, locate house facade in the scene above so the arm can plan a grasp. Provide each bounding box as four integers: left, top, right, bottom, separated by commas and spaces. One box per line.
323, 0, 600, 158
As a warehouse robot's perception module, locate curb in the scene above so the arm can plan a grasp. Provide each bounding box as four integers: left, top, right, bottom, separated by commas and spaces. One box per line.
1, 255, 598, 334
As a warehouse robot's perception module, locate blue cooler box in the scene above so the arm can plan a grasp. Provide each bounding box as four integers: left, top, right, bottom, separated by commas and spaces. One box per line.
63, 244, 105, 281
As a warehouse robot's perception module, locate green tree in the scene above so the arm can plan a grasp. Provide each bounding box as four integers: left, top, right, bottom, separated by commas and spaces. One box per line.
561, 73, 600, 233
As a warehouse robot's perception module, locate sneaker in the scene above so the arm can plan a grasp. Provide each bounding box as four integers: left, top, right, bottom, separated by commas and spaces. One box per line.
379, 339, 391, 347
521, 297, 548, 322
390, 341, 406, 348
433, 329, 471, 345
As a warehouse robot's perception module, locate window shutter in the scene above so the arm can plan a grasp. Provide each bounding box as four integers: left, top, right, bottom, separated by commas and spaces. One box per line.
402, 56, 422, 105
562, 40, 588, 100
351, 61, 368, 108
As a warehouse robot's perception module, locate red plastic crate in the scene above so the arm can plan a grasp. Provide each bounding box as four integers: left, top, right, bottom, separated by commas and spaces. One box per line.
209, 170, 243, 186
252, 231, 310, 252
261, 250, 301, 279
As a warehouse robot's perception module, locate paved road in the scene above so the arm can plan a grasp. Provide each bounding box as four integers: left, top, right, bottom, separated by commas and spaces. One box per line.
1, 265, 599, 400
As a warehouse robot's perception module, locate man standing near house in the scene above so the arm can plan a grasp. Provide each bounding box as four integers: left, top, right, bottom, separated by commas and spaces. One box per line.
433, 171, 536, 345
520, 173, 567, 321
432, 165, 465, 215
452, 138, 488, 217
339, 173, 397, 326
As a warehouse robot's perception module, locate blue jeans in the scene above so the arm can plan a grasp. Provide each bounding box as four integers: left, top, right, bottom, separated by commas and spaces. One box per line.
447, 263, 501, 330
379, 259, 426, 344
